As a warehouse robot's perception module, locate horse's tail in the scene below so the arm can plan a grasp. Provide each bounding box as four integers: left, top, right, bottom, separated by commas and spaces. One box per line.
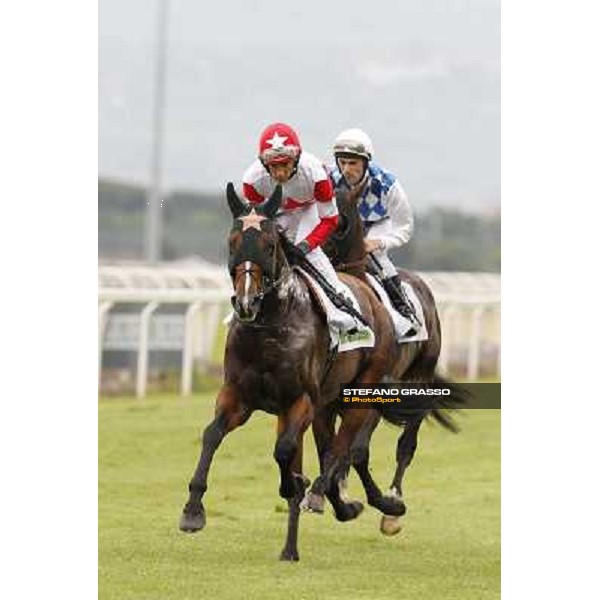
379, 374, 471, 433
428, 374, 472, 432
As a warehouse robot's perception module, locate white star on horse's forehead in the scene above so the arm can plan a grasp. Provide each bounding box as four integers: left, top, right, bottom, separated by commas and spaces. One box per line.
265, 132, 288, 149
239, 208, 267, 231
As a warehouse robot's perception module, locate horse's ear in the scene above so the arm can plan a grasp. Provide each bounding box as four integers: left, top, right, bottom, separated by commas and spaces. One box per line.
226, 182, 248, 218
258, 184, 283, 219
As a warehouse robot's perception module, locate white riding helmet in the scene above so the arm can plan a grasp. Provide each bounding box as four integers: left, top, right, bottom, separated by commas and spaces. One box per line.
333, 128, 374, 161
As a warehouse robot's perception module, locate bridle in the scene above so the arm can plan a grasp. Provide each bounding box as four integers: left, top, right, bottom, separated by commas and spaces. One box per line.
233, 259, 288, 303
230, 235, 292, 324
331, 213, 351, 241
225, 182, 287, 324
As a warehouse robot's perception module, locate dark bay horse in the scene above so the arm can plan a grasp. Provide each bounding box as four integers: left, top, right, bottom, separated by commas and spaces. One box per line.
304, 184, 467, 535
179, 183, 401, 560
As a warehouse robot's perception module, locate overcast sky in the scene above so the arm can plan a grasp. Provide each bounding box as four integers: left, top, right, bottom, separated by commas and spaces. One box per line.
99, 0, 500, 211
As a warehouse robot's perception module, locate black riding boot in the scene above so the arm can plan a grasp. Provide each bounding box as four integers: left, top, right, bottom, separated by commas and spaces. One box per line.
382, 275, 420, 336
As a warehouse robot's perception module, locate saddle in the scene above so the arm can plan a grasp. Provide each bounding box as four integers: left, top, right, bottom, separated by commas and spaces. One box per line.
293, 267, 375, 353
364, 269, 429, 344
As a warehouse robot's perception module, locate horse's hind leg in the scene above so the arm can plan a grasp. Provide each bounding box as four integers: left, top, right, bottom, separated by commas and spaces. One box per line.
380, 415, 424, 536
179, 385, 251, 533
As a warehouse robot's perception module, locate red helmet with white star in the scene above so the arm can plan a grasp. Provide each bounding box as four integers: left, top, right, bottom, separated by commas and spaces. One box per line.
258, 123, 302, 165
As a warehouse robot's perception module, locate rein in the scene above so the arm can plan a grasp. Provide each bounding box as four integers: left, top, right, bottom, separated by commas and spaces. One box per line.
334, 256, 367, 272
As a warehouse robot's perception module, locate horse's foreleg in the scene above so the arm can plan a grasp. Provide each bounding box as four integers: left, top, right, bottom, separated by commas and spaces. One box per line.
279, 433, 310, 562
274, 394, 313, 562
342, 360, 396, 514
380, 415, 424, 536
179, 385, 251, 533
274, 394, 313, 499
349, 409, 404, 516
300, 408, 335, 514
310, 409, 367, 522
311, 406, 335, 474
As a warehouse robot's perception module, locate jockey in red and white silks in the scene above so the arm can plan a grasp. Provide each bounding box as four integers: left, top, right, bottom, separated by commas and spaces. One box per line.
242, 122, 366, 336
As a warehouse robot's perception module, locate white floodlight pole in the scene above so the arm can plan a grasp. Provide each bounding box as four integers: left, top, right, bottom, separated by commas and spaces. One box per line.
145, 0, 169, 263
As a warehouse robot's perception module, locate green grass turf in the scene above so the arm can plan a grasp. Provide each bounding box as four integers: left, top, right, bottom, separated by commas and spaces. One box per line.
99, 393, 500, 599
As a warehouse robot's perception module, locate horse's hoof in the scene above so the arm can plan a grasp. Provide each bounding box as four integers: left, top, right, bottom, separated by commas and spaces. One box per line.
300, 491, 325, 513
334, 500, 364, 522
380, 514, 403, 536
179, 508, 206, 533
373, 495, 406, 517
279, 548, 300, 562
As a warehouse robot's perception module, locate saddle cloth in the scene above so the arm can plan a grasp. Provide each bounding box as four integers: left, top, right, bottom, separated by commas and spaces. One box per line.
365, 273, 429, 344
294, 267, 375, 353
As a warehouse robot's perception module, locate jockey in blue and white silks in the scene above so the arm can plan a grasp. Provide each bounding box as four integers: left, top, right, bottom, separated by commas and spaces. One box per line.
330, 128, 419, 333
330, 162, 413, 278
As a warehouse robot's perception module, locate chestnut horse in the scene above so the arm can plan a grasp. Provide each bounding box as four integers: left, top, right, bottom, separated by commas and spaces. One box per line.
305, 183, 467, 535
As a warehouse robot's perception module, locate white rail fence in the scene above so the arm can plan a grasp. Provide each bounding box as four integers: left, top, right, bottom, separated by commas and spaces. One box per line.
436, 297, 501, 380
99, 289, 230, 398
99, 264, 500, 398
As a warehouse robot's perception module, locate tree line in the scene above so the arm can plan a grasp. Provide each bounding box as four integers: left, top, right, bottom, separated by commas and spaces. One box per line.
99, 178, 500, 272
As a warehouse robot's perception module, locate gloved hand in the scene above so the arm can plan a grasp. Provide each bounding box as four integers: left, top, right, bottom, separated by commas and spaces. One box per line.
286, 240, 311, 264
295, 240, 311, 256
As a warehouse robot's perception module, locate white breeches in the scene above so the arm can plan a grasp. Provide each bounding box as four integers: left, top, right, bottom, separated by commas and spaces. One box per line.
276, 207, 362, 331
276, 206, 350, 296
